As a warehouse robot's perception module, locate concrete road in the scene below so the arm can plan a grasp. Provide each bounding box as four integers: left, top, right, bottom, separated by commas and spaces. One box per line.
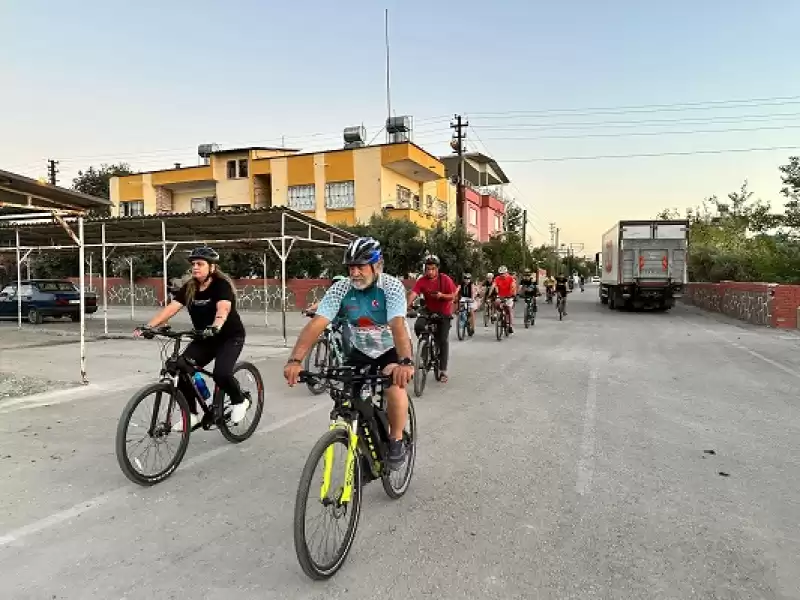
1, 288, 799, 599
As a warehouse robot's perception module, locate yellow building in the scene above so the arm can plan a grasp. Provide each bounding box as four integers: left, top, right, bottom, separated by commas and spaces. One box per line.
110, 141, 456, 230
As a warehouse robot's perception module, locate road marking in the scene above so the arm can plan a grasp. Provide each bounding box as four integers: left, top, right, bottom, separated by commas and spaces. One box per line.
679, 316, 800, 381
0, 401, 328, 548
575, 354, 599, 496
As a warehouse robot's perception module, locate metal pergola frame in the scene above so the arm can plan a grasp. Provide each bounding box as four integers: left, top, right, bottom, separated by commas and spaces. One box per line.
0, 207, 355, 383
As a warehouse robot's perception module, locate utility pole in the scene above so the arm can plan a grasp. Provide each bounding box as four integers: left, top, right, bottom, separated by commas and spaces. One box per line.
554, 227, 560, 275
521, 209, 528, 270
451, 114, 469, 222
47, 159, 59, 186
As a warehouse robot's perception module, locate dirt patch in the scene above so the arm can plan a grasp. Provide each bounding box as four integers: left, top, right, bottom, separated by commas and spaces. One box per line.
0, 372, 79, 400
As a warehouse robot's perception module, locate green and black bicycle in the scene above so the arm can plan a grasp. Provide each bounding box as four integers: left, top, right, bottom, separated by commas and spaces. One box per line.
293, 366, 417, 580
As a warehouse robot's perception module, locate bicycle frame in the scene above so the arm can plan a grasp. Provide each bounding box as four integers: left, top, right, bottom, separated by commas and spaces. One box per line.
315, 369, 393, 505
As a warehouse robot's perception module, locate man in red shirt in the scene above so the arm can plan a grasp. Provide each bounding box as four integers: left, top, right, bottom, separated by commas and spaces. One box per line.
490, 265, 517, 333
407, 254, 457, 383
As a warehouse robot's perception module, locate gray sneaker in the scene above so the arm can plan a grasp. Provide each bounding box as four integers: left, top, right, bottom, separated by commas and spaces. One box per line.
387, 439, 406, 471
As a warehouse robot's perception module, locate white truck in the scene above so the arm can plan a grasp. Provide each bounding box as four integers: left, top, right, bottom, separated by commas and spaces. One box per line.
595, 220, 688, 311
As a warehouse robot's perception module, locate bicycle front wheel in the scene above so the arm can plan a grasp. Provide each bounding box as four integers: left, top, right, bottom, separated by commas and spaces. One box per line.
294, 428, 363, 580
457, 312, 466, 341
495, 312, 503, 341
413, 339, 429, 397
304, 338, 330, 396
115, 383, 191, 486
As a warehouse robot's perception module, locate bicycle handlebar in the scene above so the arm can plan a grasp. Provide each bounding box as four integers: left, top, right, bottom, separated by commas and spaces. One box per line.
298, 367, 393, 387
138, 325, 206, 340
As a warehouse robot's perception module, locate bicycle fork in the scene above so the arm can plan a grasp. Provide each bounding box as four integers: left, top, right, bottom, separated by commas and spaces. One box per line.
321, 418, 360, 503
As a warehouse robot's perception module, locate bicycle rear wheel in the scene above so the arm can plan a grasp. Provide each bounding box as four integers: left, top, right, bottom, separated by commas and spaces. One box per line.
495, 312, 503, 341
294, 428, 363, 580
218, 362, 265, 443
115, 383, 191, 486
380, 394, 417, 499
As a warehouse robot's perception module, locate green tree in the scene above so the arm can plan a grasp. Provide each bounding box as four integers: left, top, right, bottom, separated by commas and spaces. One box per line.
424, 222, 484, 280
72, 163, 134, 216
504, 202, 524, 233
779, 156, 800, 228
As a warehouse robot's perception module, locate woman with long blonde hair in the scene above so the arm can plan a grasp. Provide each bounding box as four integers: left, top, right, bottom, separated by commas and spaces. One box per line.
135, 246, 249, 430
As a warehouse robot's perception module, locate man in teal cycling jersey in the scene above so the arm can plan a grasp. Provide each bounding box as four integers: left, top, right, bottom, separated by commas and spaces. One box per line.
284, 237, 415, 469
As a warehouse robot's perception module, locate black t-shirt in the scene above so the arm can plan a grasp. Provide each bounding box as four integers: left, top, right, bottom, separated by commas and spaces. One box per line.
555, 276, 569, 292
174, 277, 245, 339
459, 282, 474, 298
520, 277, 537, 294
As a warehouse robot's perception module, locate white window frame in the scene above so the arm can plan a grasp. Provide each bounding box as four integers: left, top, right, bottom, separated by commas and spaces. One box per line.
469, 206, 478, 226
288, 184, 316, 211
120, 200, 144, 217
325, 181, 355, 209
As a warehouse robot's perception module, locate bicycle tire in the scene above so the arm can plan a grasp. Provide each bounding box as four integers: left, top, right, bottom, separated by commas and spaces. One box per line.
413, 339, 428, 397
380, 394, 417, 499
218, 362, 265, 443
294, 428, 363, 580
495, 313, 503, 341
484, 304, 490, 327
115, 382, 191, 486
457, 312, 465, 341
304, 338, 329, 396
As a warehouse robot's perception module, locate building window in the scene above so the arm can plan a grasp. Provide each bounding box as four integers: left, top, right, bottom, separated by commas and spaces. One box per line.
469, 207, 478, 226
396, 185, 412, 208
191, 197, 217, 213
495, 214, 502, 232
227, 160, 237, 179
120, 200, 144, 217
437, 200, 448, 219
238, 159, 248, 178
325, 181, 355, 209
223, 204, 250, 212
288, 184, 316, 210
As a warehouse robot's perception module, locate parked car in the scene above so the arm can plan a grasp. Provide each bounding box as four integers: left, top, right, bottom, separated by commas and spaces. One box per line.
0, 279, 98, 324
591, 275, 600, 284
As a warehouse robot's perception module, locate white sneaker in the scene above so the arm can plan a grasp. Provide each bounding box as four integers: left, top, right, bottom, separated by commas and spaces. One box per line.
173, 412, 200, 432
229, 398, 251, 425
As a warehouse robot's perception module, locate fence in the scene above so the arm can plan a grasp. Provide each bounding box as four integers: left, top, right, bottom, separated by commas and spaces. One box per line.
684, 282, 800, 328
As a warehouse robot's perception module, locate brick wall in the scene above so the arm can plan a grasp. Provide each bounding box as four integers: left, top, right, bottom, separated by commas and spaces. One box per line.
685, 282, 800, 328
71, 277, 416, 310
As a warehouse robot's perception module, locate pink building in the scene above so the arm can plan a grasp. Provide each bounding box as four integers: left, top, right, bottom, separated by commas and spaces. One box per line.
440, 152, 511, 243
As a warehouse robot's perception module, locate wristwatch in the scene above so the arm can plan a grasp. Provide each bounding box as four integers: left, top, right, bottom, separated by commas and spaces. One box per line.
286, 358, 302, 365
398, 357, 414, 367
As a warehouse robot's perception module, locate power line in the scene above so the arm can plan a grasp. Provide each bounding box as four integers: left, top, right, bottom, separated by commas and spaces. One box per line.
478, 123, 800, 142
499, 145, 800, 163
472, 111, 800, 132
467, 94, 800, 118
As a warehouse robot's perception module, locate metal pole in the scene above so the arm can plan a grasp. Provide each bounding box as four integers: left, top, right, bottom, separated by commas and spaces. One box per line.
280, 214, 287, 346
78, 217, 87, 384
128, 258, 135, 321
102, 223, 108, 335
161, 220, 168, 307
264, 252, 269, 327
25, 260, 31, 279
15, 229, 21, 329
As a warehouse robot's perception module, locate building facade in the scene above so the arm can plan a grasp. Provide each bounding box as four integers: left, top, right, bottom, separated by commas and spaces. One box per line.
110, 142, 456, 230
440, 152, 511, 242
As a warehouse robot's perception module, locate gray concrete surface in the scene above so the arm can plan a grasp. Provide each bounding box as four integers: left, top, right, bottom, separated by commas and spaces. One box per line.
0, 307, 307, 397
1, 287, 799, 599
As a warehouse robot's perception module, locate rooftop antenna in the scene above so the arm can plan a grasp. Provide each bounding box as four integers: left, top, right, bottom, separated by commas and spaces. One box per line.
385, 8, 391, 144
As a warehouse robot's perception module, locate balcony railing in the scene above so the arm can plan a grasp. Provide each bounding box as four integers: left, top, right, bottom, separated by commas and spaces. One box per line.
474, 185, 511, 204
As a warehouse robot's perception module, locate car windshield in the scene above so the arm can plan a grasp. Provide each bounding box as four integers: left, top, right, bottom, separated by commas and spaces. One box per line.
36, 282, 78, 292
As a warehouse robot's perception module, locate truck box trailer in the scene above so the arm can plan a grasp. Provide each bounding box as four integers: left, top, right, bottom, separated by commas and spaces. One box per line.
594, 220, 688, 311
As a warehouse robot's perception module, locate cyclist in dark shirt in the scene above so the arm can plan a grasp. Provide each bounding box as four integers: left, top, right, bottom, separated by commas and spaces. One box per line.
135, 246, 249, 430
554, 273, 570, 316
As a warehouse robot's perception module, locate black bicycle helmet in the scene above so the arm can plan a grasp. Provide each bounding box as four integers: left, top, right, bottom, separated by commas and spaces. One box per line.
342, 237, 382, 265
188, 246, 220, 264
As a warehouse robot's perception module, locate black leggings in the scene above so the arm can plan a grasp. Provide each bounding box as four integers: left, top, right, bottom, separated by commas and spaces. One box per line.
414, 315, 452, 371
177, 336, 245, 413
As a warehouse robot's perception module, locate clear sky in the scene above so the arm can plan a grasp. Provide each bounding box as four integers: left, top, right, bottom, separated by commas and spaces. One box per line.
3, 0, 800, 254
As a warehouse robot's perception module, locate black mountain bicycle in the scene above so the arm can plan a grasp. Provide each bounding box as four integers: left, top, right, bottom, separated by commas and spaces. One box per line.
495, 300, 511, 341
523, 295, 537, 328
412, 310, 443, 397
115, 326, 264, 486
294, 366, 416, 579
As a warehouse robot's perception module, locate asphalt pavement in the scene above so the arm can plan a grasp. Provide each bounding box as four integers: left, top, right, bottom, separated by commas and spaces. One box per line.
1, 287, 799, 599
